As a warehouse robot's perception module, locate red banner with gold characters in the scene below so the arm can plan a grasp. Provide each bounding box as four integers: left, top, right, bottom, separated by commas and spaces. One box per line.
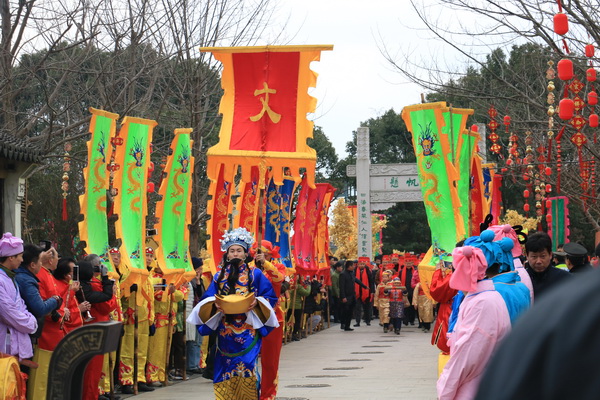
470, 154, 486, 236
201, 45, 332, 188
315, 184, 335, 273
234, 166, 260, 233
205, 164, 234, 273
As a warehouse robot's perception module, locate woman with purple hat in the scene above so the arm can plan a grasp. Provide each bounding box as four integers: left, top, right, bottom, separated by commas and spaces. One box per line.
0, 233, 38, 362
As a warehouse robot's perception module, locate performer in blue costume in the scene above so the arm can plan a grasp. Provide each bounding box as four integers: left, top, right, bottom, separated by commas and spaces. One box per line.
188, 228, 278, 400
465, 230, 530, 324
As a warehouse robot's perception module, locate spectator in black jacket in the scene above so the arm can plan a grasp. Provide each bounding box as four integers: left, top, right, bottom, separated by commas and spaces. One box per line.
339, 260, 368, 331
78, 258, 114, 306
525, 232, 570, 298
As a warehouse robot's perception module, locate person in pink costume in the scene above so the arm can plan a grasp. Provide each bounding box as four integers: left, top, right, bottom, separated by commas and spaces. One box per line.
489, 224, 533, 303
437, 246, 511, 400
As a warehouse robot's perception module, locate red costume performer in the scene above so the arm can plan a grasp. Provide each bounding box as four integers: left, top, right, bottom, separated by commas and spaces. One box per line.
429, 266, 457, 354
251, 241, 286, 400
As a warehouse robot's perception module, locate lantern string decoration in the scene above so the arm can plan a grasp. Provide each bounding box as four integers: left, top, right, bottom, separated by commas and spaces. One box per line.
546, 60, 555, 199
108, 129, 124, 217
61, 142, 72, 221
488, 105, 501, 154
591, 159, 597, 204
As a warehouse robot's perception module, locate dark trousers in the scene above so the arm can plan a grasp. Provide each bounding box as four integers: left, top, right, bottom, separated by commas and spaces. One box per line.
330, 296, 341, 322
287, 308, 304, 336
391, 317, 403, 331
341, 298, 356, 328
202, 332, 217, 380
169, 331, 186, 372
354, 298, 373, 324
404, 305, 416, 324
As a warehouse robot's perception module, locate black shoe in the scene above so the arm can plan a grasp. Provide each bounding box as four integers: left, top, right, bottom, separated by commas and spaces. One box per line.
340, 324, 345, 330
410, 322, 415, 326
100, 395, 120, 400
395, 330, 400, 335
403, 321, 408, 326
138, 382, 155, 392
353, 323, 360, 327
121, 385, 134, 394
366, 322, 371, 326
344, 327, 354, 331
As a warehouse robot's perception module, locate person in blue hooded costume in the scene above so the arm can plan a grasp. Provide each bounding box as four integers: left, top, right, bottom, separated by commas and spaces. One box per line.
188, 227, 278, 400
465, 230, 530, 324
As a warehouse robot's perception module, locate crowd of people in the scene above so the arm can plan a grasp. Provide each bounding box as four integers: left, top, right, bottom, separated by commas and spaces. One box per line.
2, 226, 599, 400
0, 232, 212, 400
328, 252, 434, 335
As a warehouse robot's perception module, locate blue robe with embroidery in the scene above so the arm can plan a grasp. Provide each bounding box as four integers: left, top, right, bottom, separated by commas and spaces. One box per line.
198, 264, 276, 399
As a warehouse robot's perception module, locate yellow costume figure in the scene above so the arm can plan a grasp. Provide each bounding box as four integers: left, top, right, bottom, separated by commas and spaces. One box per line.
374, 270, 393, 332
145, 266, 184, 384
117, 248, 156, 393
99, 277, 122, 395
412, 282, 435, 332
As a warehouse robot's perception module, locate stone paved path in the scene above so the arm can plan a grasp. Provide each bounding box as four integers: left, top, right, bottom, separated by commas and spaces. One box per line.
134, 320, 439, 400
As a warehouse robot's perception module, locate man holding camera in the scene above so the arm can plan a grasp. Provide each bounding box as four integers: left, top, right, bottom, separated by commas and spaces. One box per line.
77, 258, 117, 400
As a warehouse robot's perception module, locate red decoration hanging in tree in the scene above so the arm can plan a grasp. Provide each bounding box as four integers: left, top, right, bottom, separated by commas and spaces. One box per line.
553, 13, 569, 35
558, 98, 574, 120
586, 44, 595, 58
557, 59, 574, 80
586, 68, 597, 82
488, 105, 501, 154
61, 142, 72, 221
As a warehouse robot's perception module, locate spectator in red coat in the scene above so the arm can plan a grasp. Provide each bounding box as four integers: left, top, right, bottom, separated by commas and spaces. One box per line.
429, 260, 458, 354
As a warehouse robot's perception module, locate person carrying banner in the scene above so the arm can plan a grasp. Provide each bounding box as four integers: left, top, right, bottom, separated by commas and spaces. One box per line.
249, 240, 285, 400
146, 254, 184, 385
353, 257, 374, 327
374, 270, 393, 332
118, 247, 155, 394
188, 228, 278, 400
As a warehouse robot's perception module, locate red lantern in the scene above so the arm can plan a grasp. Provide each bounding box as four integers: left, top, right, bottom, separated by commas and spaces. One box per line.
587, 68, 597, 82
546, 200, 552, 209
148, 161, 155, 172
553, 13, 569, 35
545, 167, 552, 176
470, 124, 479, 132
506, 159, 513, 166
546, 213, 553, 223
503, 115, 511, 125
558, 98, 574, 120
590, 114, 599, 127
523, 189, 530, 198
546, 184, 552, 192
557, 59, 574, 81
523, 203, 530, 212
588, 91, 598, 105
523, 174, 530, 181
586, 44, 595, 58
147, 182, 155, 193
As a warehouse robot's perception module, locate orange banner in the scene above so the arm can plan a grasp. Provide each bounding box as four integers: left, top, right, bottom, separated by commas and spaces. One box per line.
202, 45, 333, 189
205, 164, 234, 274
